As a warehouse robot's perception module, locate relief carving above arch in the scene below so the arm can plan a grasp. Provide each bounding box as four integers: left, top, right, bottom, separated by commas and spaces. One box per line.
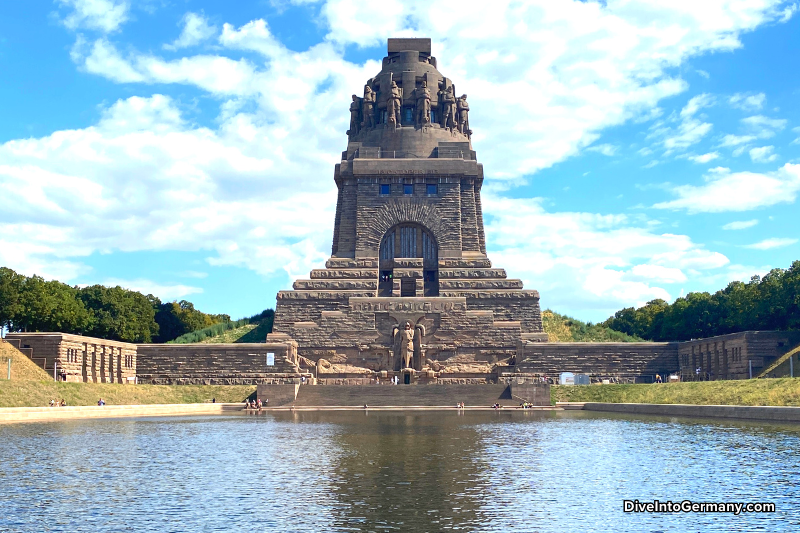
363, 199, 457, 252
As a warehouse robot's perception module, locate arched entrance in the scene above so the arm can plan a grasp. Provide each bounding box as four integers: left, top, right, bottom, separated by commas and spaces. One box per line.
378, 223, 438, 297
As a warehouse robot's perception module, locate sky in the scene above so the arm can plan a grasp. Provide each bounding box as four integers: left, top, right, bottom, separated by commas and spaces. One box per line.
1, 0, 800, 323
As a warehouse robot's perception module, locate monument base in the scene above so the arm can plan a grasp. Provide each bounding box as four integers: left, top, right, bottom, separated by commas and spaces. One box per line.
257, 382, 551, 407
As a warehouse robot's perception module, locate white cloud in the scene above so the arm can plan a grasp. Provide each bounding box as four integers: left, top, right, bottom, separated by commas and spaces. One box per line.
164, 12, 217, 51
67, 1, 793, 180
654, 163, 800, 213
719, 133, 757, 147
587, 143, 618, 156
687, 152, 719, 163
729, 92, 765, 111
663, 118, 713, 152
744, 238, 798, 250
649, 93, 715, 155
627, 264, 688, 283
722, 219, 758, 230
717, 114, 787, 155
99, 278, 203, 300
57, 0, 129, 33
0, 94, 337, 285
4, 1, 795, 315
780, 3, 799, 22
680, 93, 714, 118
749, 145, 778, 163
179, 271, 209, 279
741, 114, 787, 139
484, 195, 727, 316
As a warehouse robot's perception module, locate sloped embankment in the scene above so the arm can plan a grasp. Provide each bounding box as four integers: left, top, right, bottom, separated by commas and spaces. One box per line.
0, 339, 51, 381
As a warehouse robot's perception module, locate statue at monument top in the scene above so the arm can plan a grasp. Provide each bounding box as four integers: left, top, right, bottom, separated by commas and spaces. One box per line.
348, 94, 360, 136
344, 38, 473, 156
439, 85, 457, 132
457, 94, 470, 138
362, 85, 376, 129
387, 80, 402, 127
415, 80, 431, 127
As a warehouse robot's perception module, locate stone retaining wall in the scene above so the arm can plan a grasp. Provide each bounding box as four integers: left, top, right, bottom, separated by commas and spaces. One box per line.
518, 342, 679, 381
582, 402, 800, 423
0, 403, 242, 424
282, 383, 517, 407
136, 343, 299, 385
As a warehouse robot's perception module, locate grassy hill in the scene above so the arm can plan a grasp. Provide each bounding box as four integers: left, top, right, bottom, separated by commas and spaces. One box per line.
170, 309, 274, 344
542, 310, 643, 342
0, 339, 52, 381
757, 344, 800, 378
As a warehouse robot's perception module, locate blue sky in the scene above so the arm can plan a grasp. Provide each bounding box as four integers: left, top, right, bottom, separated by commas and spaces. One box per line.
2, 0, 800, 323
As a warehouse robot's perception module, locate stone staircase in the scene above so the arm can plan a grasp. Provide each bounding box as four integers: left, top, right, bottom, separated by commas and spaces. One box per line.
2, 337, 49, 373
0, 337, 52, 380
291, 383, 514, 407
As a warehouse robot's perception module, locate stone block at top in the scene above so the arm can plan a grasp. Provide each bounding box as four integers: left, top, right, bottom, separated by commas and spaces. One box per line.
388, 38, 431, 54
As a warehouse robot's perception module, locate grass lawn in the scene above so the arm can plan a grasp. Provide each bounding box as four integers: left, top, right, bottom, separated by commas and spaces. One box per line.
552, 378, 800, 406
0, 380, 256, 408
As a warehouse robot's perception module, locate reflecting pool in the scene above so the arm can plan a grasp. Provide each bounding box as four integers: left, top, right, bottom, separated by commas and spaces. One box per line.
1, 410, 799, 532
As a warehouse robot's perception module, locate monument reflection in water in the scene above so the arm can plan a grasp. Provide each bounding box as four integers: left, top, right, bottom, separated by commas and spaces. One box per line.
1, 412, 800, 532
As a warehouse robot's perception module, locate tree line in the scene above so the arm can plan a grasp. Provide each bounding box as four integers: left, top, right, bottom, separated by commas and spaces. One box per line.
0, 267, 231, 343
603, 260, 800, 341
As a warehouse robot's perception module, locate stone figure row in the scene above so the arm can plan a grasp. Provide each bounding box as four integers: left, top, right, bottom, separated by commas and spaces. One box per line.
348, 82, 470, 137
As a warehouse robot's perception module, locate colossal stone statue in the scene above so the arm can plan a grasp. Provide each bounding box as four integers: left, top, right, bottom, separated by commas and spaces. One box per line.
394, 321, 415, 369
362, 85, 376, 129
388, 81, 403, 126
457, 94, 470, 136
415, 80, 431, 127
439, 85, 457, 132
348, 95, 360, 135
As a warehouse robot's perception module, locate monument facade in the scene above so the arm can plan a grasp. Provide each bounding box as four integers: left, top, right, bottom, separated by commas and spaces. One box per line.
268, 38, 547, 382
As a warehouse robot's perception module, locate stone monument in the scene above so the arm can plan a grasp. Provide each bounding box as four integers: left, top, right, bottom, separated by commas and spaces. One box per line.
268, 38, 547, 383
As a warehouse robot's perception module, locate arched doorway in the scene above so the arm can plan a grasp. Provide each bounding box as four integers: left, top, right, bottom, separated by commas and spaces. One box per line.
379, 223, 438, 297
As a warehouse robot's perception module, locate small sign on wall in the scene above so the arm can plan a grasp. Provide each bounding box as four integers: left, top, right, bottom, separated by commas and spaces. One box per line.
266, 352, 275, 366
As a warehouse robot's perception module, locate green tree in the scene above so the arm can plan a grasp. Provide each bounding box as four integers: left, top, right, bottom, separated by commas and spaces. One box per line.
15, 276, 91, 333
153, 300, 229, 343
0, 267, 25, 330
604, 260, 800, 339
78, 285, 159, 342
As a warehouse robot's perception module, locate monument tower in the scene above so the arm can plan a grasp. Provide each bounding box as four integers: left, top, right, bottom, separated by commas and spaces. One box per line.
269, 38, 546, 381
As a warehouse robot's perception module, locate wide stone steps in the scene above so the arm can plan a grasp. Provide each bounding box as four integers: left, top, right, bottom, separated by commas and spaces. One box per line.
277, 290, 377, 300
440, 289, 540, 299
293, 279, 378, 290
309, 268, 378, 279
291, 383, 513, 406
439, 279, 523, 290
326, 258, 379, 269
438, 268, 508, 279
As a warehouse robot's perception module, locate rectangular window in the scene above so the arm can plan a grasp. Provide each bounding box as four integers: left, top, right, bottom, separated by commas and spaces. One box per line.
403, 184, 413, 195
380, 184, 390, 195
427, 184, 438, 195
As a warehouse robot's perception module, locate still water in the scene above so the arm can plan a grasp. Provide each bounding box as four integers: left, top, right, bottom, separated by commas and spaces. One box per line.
1, 410, 799, 532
